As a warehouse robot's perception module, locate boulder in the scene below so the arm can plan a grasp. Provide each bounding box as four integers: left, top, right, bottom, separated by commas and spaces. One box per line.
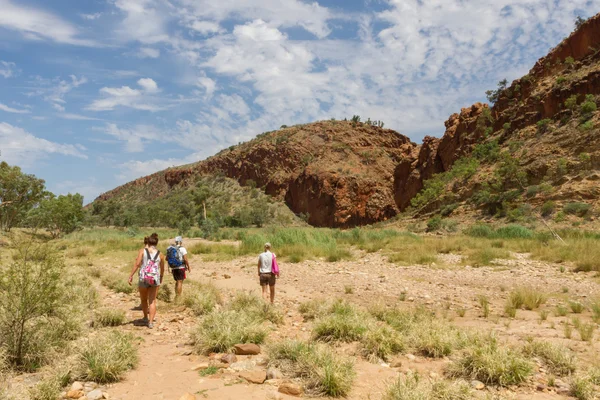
221, 353, 237, 364
87, 389, 104, 400
70, 382, 84, 392
234, 344, 261, 355
278, 382, 303, 396
239, 370, 267, 384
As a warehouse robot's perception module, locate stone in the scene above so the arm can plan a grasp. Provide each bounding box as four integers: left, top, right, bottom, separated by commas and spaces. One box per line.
70, 382, 84, 392
191, 362, 210, 371
470, 380, 485, 390
406, 354, 416, 361
234, 343, 261, 355
223, 274, 232, 279
536, 383, 548, 391
67, 390, 85, 399
267, 367, 283, 380
278, 382, 303, 396
390, 359, 403, 368
221, 353, 237, 364
178, 394, 196, 400
239, 370, 267, 384
230, 360, 257, 372
87, 389, 104, 400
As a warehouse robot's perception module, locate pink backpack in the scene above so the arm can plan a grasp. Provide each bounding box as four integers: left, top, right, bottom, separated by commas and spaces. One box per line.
271, 253, 280, 276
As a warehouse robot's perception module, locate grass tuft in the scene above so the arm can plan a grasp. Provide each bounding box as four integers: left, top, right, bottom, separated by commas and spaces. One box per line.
360, 324, 404, 361
268, 340, 355, 397
522, 340, 576, 376
447, 340, 533, 387
78, 330, 138, 383
182, 282, 222, 315
384, 372, 472, 400
507, 287, 547, 310
191, 310, 268, 355
229, 291, 283, 324
93, 308, 126, 327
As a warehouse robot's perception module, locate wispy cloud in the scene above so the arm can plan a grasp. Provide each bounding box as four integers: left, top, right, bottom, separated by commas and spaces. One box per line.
57, 113, 101, 121
0, 103, 30, 114
0, 0, 97, 46
94, 123, 162, 152
0, 122, 87, 166
0, 61, 17, 78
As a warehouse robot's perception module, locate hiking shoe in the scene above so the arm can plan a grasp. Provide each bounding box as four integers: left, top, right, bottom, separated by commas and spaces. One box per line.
148, 322, 154, 329
142, 317, 149, 324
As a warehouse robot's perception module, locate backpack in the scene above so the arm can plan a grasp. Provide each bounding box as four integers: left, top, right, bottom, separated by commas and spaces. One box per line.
166, 246, 183, 269
140, 249, 161, 286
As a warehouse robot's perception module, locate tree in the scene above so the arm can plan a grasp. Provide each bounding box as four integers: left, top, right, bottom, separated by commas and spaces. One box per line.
485, 79, 508, 104
0, 162, 47, 231
575, 16, 587, 30
29, 193, 84, 238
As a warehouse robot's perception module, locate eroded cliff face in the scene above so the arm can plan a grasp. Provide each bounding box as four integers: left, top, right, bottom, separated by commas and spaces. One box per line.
96, 121, 415, 227
393, 13, 600, 211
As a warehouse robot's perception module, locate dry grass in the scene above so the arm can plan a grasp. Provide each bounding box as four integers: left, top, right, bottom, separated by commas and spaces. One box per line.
384, 372, 472, 400
506, 287, 547, 311
93, 308, 126, 327
228, 291, 283, 324
360, 323, 405, 361
268, 340, 355, 397
77, 330, 138, 383
182, 281, 222, 315
522, 340, 576, 376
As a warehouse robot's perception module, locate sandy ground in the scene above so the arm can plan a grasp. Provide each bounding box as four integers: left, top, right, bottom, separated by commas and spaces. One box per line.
93, 242, 600, 399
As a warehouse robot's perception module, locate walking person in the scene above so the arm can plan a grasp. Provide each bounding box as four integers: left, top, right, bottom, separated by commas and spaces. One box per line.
258, 243, 279, 304
166, 236, 191, 299
128, 233, 165, 328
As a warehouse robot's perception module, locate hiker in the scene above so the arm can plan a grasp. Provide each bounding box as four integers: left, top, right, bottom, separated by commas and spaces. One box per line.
128, 233, 165, 328
167, 236, 190, 299
258, 242, 279, 304
134, 236, 150, 311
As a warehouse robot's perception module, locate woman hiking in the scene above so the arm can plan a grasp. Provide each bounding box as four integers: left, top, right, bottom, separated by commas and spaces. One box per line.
128, 233, 165, 328
258, 242, 279, 304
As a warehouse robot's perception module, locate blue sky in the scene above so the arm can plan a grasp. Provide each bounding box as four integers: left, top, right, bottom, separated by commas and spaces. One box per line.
0, 0, 598, 203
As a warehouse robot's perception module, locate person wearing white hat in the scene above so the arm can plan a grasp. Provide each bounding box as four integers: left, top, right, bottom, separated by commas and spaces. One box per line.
166, 236, 190, 299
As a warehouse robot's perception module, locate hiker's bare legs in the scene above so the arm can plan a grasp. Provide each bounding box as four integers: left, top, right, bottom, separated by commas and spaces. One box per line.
175, 280, 183, 297
148, 286, 158, 323
261, 284, 269, 302
269, 285, 275, 304
139, 287, 149, 320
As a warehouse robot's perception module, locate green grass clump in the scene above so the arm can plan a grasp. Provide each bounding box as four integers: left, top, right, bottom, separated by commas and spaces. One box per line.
199, 366, 219, 376
101, 273, 134, 294
563, 202, 592, 217
570, 375, 595, 400
29, 376, 61, 400
313, 313, 368, 342
228, 291, 283, 324
522, 340, 576, 376
78, 331, 138, 383
360, 324, 405, 361
591, 300, 600, 323
268, 340, 355, 397
447, 340, 533, 387
569, 301, 585, 314
384, 372, 472, 400
93, 308, 126, 327
192, 310, 268, 355
157, 284, 173, 303
507, 287, 547, 310
465, 224, 533, 239
299, 299, 331, 320
182, 282, 222, 315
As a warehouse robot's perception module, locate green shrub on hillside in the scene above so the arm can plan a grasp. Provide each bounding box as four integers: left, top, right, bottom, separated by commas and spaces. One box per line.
563, 202, 591, 217
537, 119, 552, 133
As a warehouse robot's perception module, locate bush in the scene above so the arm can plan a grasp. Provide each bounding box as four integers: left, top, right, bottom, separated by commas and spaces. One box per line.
563, 202, 591, 217
192, 310, 268, 354
29, 375, 62, 400
447, 341, 533, 387
268, 341, 355, 397
78, 331, 138, 383
384, 372, 472, 400
541, 201, 555, 217
537, 119, 552, 133
426, 216, 442, 232
313, 313, 368, 342
580, 94, 597, 115
571, 375, 595, 400
0, 244, 79, 371
93, 309, 126, 327
522, 340, 576, 376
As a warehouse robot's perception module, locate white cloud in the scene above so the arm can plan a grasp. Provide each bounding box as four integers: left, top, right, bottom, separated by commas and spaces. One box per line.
137, 78, 159, 93
86, 78, 164, 111
57, 113, 101, 121
113, 0, 171, 44
80, 13, 103, 20
188, 20, 224, 35
137, 47, 161, 58
0, 61, 17, 78
95, 123, 162, 152
0, 0, 97, 46
0, 103, 30, 114
177, 0, 332, 38
26, 75, 88, 112
0, 122, 87, 166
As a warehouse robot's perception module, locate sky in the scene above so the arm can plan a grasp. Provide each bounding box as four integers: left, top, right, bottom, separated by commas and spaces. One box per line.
0, 0, 599, 203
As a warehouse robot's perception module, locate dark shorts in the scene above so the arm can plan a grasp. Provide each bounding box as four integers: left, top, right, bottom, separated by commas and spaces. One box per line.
172, 269, 186, 281
260, 273, 276, 286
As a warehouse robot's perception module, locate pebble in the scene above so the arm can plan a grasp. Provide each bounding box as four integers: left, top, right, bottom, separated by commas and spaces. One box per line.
87, 389, 104, 400
470, 380, 485, 390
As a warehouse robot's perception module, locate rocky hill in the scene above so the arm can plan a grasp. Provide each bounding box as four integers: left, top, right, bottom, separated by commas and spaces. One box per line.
94, 13, 600, 228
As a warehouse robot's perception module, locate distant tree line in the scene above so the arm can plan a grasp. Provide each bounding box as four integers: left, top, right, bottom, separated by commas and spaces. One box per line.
0, 162, 84, 237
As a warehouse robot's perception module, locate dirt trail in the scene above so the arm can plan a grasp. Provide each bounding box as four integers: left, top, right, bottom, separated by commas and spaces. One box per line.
103, 247, 600, 400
